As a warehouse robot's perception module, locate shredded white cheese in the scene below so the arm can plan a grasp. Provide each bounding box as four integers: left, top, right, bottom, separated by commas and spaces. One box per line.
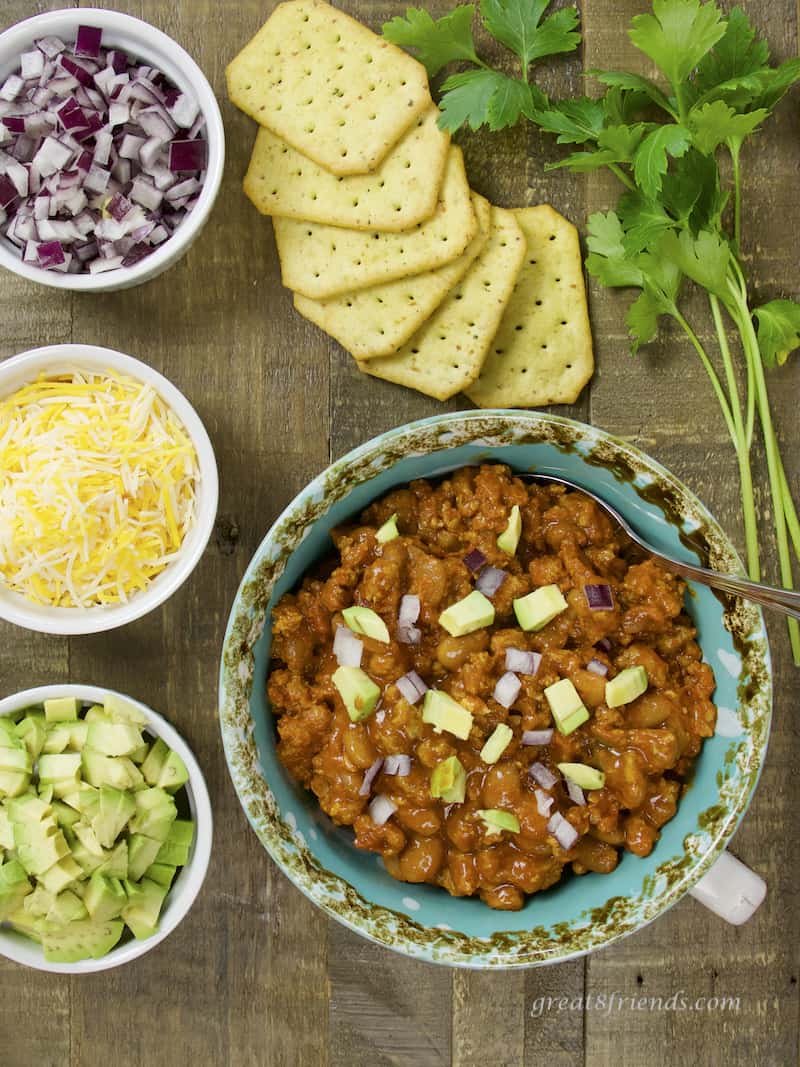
0, 369, 199, 608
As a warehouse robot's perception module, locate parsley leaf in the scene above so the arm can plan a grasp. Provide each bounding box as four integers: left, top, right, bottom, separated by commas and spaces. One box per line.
626, 291, 663, 351
688, 101, 767, 154
382, 6, 481, 77
591, 70, 674, 116
585, 211, 646, 288
694, 6, 769, 92
628, 0, 727, 93
528, 98, 605, 144
659, 228, 730, 297
616, 192, 674, 254
480, 0, 579, 69
633, 124, 691, 199
439, 69, 542, 131
753, 299, 800, 367
659, 149, 726, 231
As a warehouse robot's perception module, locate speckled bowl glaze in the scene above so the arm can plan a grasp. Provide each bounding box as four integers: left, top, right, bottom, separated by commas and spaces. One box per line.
219, 411, 771, 968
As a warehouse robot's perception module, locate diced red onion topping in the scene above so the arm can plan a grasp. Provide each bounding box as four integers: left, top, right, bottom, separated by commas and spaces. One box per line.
0, 26, 207, 274
398, 594, 420, 625
368, 795, 397, 826
398, 623, 421, 646
493, 671, 521, 709
586, 657, 609, 677
584, 583, 614, 611
521, 729, 553, 746
383, 754, 411, 777
504, 647, 541, 676
358, 757, 384, 797
333, 624, 363, 668
529, 762, 557, 789
475, 565, 507, 597
565, 779, 586, 806
534, 788, 553, 816
396, 670, 428, 705
463, 548, 487, 573
596, 637, 612, 653
547, 811, 578, 850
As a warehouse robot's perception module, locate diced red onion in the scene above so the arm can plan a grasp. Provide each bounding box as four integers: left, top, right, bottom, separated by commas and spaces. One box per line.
463, 548, 487, 573
358, 757, 384, 797
596, 637, 612, 653
0, 76, 24, 103
586, 657, 609, 677
493, 671, 521, 709
547, 811, 578, 850
36, 239, 64, 268
37, 37, 67, 60
398, 594, 420, 625
521, 729, 553, 746
529, 762, 557, 789
398, 623, 421, 646
0, 174, 17, 208
368, 795, 397, 826
333, 624, 363, 668
167, 92, 200, 129
584, 583, 614, 611
565, 779, 586, 806
20, 51, 45, 80
169, 138, 207, 172
383, 754, 411, 777
476, 566, 507, 597
504, 647, 541, 676
396, 670, 428, 705
534, 788, 553, 816
75, 26, 103, 59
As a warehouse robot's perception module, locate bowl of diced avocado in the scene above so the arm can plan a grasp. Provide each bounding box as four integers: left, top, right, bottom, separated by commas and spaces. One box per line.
0, 684, 212, 972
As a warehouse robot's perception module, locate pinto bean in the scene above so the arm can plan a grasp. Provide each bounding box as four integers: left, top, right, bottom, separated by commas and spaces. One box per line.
436, 630, 490, 670
396, 806, 442, 837
398, 836, 444, 882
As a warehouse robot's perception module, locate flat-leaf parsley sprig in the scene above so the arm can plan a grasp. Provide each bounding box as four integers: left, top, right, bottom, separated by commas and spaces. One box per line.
385, 0, 800, 662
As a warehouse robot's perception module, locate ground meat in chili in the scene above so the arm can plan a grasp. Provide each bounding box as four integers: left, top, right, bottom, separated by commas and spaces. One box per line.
267, 464, 717, 911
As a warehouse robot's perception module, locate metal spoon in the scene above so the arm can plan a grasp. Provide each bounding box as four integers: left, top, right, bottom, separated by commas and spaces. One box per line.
530, 473, 800, 620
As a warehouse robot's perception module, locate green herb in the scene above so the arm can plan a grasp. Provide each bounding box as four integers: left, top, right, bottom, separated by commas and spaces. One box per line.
384, 0, 800, 662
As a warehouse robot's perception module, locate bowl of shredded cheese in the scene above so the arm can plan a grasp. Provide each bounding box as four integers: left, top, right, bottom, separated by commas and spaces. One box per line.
0, 344, 218, 633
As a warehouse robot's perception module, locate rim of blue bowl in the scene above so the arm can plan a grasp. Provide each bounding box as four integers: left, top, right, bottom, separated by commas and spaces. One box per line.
218, 410, 772, 968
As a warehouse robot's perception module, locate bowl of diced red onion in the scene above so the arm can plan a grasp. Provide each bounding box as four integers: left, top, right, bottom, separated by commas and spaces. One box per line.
0, 8, 224, 290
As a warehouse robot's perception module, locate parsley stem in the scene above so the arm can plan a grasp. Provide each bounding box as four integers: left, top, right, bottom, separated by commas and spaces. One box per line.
727, 259, 756, 446
728, 139, 742, 253
709, 293, 759, 581
778, 454, 800, 561
670, 306, 737, 444
608, 163, 636, 192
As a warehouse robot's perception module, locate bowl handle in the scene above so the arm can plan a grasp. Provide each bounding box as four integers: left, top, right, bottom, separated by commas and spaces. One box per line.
688, 850, 766, 925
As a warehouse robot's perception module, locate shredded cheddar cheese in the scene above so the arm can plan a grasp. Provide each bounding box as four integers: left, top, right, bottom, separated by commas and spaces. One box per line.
0, 369, 199, 608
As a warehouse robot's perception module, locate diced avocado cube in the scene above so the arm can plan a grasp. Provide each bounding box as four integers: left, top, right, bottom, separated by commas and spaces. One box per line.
144, 863, 177, 889
478, 809, 520, 834
102, 693, 148, 728
121, 877, 167, 940
0, 810, 13, 850
46, 889, 88, 924
62, 783, 100, 818
438, 590, 495, 637
23, 884, 55, 918
557, 762, 606, 791
479, 723, 513, 765
86, 721, 144, 758
15, 714, 46, 759
130, 742, 149, 765
67, 720, 89, 751
70, 839, 107, 877
605, 666, 649, 708
430, 756, 467, 803
81, 747, 143, 791
6, 793, 51, 824
13, 820, 71, 876
167, 819, 194, 847
155, 838, 190, 868
38, 783, 54, 805
422, 690, 473, 740
0, 717, 18, 741
342, 606, 390, 644
84, 705, 110, 724
91, 785, 136, 849
375, 513, 399, 544
38, 753, 81, 787
140, 738, 169, 785
128, 835, 164, 882
84, 872, 127, 922
6, 908, 45, 942
156, 750, 189, 795
44, 697, 80, 723
51, 801, 81, 829
96, 840, 128, 880
544, 678, 590, 736
38, 855, 83, 895
497, 504, 522, 555
73, 821, 105, 857
0, 770, 30, 797
332, 666, 381, 722
129, 788, 177, 842
513, 584, 568, 632
0, 859, 33, 920
43, 723, 72, 754
41, 919, 124, 963
0, 745, 32, 774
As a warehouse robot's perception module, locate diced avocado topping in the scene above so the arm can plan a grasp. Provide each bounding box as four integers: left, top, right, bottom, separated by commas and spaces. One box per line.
422, 691, 473, 740
438, 590, 495, 637
513, 584, 568, 632
544, 678, 590, 735
480, 723, 513, 765
497, 504, 522, 555
375, 513, 399, 544
342, 605, 390, 644
478, 809, 520, 834
605, 666, 649, 708
558, 763, 606, 791
0, 695, 194, 961
430, 756, 467, 803
332, 665, 381, 722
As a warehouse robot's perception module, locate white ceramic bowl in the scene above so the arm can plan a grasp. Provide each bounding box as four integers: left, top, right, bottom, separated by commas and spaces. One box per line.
0, 684, 213, 974
0, 8, 225, 291
0, 343, 219, 634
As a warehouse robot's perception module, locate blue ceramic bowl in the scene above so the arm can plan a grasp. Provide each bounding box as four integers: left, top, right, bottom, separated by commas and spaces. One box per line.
218, 412, 771, 967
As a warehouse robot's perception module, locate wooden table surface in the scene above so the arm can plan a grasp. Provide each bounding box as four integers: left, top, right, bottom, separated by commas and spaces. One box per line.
1, 1, 798, 1064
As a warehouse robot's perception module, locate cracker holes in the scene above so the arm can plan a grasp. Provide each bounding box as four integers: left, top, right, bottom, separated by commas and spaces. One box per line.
346, 301, 353, 307
529, 259, 537, 265
494, 348, 504, 355
566, 363, 572, 369
403, 161, 411, 169
549, 234, 556, 241
302, 13, 309, 21
454, 294, 463, 300
411, 348, 420, 354
352, 198, 359, 206
379, 329, 385, 335
340, 150, 348, 157
560, 320, 567, 326
541, 343, 548, 350
366, 54, 374, 64
369, 114, 377, 121
377, 297, 384, 304
281, 147, 289, 154
555, 277, 561, 282
515, 325, 523, 332
535, 299, 542, 306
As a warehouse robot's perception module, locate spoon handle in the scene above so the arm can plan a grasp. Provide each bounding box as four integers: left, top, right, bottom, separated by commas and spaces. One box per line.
662, 558, 800, 620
